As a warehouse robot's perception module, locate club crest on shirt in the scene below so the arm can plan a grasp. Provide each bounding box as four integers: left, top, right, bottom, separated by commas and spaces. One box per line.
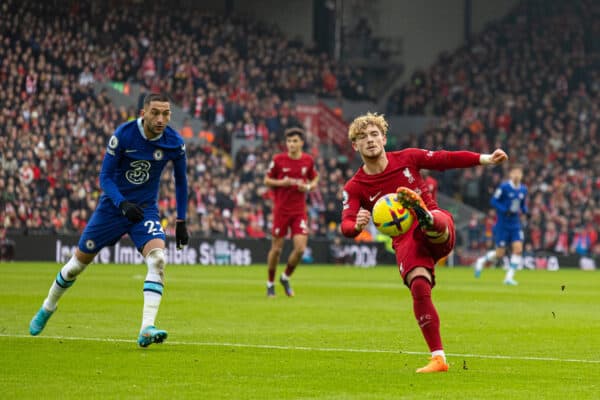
403, 168, 415, 183
301, 166, 307, 176
153, 149, 164, 160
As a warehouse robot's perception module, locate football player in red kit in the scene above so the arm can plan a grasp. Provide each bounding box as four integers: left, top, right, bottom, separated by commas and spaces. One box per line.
341, 113, 508, 372
264, 128, 319, 297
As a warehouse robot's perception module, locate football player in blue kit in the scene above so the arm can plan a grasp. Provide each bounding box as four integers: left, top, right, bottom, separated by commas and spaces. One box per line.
29, 93, 189, 346
474, 164, 528, 285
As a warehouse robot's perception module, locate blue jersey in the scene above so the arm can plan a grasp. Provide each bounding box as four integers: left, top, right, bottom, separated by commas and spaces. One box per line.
490, 181, 527, 247
100, 118, 188, 217
491, 180, 528, 228
78, 118, 188, 253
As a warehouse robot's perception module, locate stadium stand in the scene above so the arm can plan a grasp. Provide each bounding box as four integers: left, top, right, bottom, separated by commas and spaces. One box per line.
0, 0, 349, 243
387, 0, 600, 256
1, 0, 598, 258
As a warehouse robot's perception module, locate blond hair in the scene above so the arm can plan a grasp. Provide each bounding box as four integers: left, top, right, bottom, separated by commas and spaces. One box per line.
348, 112, 389, 141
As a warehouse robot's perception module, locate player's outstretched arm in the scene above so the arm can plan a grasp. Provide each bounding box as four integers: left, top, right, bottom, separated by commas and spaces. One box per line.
479, 149, 508, 165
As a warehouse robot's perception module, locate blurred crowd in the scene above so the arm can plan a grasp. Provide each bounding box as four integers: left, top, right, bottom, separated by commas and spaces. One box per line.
388, 0, 600, 256
1, 0, 599, 258
0, 0, 350, 244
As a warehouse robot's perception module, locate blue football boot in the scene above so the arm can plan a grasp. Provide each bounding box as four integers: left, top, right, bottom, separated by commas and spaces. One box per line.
137, 325, 168, 347
29, 306, 55, 336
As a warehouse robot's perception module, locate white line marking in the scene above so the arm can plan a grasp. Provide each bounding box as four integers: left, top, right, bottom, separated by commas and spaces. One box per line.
1, 333, 597, 364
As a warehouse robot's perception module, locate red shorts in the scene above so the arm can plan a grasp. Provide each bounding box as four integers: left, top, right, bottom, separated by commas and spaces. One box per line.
272, 212, 309, 238
392, 209, 455, 286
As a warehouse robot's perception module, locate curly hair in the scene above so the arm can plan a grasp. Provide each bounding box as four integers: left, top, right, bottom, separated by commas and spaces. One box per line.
348, 112, 389, 141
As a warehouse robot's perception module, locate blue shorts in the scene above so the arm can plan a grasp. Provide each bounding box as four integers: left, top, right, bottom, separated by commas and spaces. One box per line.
493, 224, 524, 248
78, 201, 165, 254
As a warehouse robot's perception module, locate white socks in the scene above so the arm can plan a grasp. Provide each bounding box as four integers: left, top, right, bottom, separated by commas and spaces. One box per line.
432, 350, 446, 363
141, 249, 166, 330
485, 250, 497, 263
43, 256, 87, 311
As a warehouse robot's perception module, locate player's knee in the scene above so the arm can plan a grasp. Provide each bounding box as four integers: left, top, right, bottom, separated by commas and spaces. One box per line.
294, 245, 306, 255
65, 255, 89, 280
270, 246, 283, 257
409, 276, 432, 301
146, 248, 166, 280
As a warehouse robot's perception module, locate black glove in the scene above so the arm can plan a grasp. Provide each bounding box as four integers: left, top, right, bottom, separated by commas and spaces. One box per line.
176, 220, 189, 249
119, 201, 144, 223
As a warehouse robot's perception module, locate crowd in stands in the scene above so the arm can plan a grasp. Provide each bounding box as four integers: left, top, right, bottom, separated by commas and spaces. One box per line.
387, 0, 600, 257
0, 0, 350, 246
1, 0, 599, 259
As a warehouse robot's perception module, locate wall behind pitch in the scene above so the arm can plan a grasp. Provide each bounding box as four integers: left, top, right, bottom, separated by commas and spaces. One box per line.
233, 0, 314, 44
359, 0, 519, 79
471, 0, 520, 35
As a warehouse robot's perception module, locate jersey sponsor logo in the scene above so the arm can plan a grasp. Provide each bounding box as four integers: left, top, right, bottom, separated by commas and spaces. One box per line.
425, 150, 434, 157
126, 160, 151, 184
282, 167, 291, 172
403, 168, 415, 183
125, 149, 137, 153
369, 191, 382, 201
153, 149, 164, 160
108, 135, 119, 149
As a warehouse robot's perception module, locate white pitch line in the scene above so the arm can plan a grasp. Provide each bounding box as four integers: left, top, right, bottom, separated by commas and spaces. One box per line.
1, 333, 598, 364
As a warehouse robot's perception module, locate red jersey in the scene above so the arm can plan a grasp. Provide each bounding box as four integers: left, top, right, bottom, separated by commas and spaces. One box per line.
267, 152, 317, 215
341, 148, 480, 237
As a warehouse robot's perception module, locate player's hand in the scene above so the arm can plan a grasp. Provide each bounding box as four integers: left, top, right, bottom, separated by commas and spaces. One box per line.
176, 220, 189, 249
280, 177, 293, 187
355, 209, 371, 232
298, 183, 311, 192
480, 149, 508, 165
119, 201, 144, 223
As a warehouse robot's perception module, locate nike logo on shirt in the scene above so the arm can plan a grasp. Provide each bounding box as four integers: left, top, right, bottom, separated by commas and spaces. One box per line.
369, 191, 382, 201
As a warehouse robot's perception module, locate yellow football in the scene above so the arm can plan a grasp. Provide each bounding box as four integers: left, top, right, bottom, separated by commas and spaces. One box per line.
372, 193, 414, 237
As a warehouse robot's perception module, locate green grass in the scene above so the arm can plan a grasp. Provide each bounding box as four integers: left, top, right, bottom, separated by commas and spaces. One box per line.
1, 262, 599, 399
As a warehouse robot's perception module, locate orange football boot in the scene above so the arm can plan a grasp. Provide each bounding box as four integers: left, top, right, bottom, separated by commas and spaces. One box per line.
396, 187, 434, 229
416, 355, 449, 373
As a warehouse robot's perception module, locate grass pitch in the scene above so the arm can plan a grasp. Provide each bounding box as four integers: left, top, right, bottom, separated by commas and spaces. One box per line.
1, 262, 598, 399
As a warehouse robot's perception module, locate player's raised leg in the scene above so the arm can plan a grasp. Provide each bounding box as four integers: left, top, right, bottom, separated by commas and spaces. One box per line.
29, 250, 94, 335
396, 187, 450, 244
406, 269, 449, 373
138, 240, 168, 347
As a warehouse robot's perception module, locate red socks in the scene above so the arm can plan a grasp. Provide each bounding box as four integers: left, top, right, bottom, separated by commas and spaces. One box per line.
410, 277, 443, 352
284, 263, 296, 277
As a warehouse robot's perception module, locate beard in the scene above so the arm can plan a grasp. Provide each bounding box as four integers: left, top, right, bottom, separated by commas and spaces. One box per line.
144, 121, 164, 136
361, 147, 384, 160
